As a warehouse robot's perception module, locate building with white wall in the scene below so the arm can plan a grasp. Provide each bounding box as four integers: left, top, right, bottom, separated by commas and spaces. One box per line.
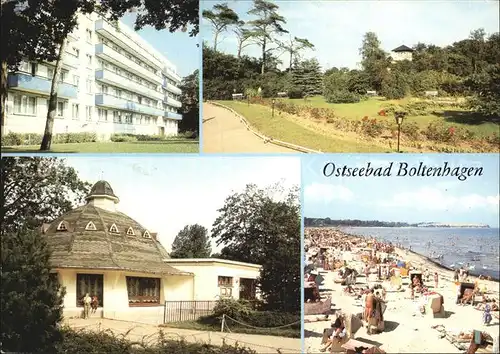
41, 180, 261, 323
5, 13, 183, 141
391, 45, 414, 62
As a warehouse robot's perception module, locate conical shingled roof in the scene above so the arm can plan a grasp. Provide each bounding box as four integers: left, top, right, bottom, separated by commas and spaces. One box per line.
86, 180, 119, 202
43, 183, 188, 276
392, 45, 413, 52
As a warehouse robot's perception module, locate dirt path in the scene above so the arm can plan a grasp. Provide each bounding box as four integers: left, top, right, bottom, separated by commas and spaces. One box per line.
65, 318, 301, 353
202, 103, 297, 153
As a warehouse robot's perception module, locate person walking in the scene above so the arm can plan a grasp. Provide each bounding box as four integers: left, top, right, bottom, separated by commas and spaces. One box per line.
434, 272, 439, 289
83, 293, 91, 319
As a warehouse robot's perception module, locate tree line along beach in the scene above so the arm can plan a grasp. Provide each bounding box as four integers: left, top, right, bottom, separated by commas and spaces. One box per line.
303, 226, 500, 353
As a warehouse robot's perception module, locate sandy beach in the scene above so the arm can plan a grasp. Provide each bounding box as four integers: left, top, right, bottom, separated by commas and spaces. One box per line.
304, 227, 500, 353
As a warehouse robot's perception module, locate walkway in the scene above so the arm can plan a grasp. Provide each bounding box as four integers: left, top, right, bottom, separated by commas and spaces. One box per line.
65, 318, 301, 354
202, 103, 296, 153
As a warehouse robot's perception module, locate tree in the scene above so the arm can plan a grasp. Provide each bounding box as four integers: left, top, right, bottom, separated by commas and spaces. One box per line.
1, 228, 66, 352
466, 64, 500, 118
233, 21, 253, 59
359, 32, 389, 91
211, 183, 300, 312
279, 35, 315, 72
1, 157, 91, 233
178, 69, 199, 134
247, 0, 288, 75
170, 224, 212, 258
202, 3, 239, 51
292, 58, 322, 96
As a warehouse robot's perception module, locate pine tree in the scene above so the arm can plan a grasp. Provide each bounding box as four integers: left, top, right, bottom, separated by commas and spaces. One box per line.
170, 224, 212, 258
291, 58, 322, 96
1, 228, 66, 352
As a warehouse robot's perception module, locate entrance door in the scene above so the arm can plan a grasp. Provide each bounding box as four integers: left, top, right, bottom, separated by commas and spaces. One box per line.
159, 127, 165, 136
239, 278, 257, 300
76, 274, 104, 307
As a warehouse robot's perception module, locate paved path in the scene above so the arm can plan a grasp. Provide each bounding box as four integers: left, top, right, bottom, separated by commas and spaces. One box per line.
202, 103, 296, 153
66, 318, 301, 353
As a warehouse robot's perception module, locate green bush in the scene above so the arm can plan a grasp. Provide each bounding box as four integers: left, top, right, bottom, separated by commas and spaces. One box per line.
110, 134, 138, 142
325, 90, 360, 103
360, 117, 384, 137
1, 132, 97, 146
288, 87, 304, 99
2, 132, 23, 146
400, 121, 421, 140
57, 327, 257, 354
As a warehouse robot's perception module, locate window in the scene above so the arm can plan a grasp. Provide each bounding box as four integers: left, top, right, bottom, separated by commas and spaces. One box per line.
86, 28, 92, 42
98, 108, 108, 122
124, 113, 132, 124
72, 104, 79, 120
127, 227, 135, 236
56, 221, 68, 231
143, 230, 151, 238
109, 223, 119, 233
116, 89, 122, 98
102, 85, 108, 94
13, 95, 36, 115
59, 71, 67, 83
57, 102, 65, 117
86, 54, 92, 66
76, 274, 103, 307
86, 106, 92, 121
218, 276, 233, 287
86, 80, 93, 94
73, 75, 79, 86
126, 277, 160, 306
113, 111, 120, 123
74, 48, 80, 57
47, 68, 54, 79
19, 61, 30, 72
30, 63, 37, 76
85, 221, 96, 231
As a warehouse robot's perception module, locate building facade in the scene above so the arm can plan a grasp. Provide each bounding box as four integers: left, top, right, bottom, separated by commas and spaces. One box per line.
391, 45, 414, 62
5, 13, 183, 141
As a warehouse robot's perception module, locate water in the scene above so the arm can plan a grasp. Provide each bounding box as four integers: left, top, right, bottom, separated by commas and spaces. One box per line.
342, 227, 500, 280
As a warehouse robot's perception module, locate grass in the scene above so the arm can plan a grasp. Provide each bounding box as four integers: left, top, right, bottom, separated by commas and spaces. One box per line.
1, 140, 199, 153
217, 100, 390, 152
160, 320, 300, 338
282, 96, 499, 137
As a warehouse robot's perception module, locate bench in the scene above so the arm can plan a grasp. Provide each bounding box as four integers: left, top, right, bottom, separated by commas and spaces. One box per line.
277, 92, 288, 98
424, 90, 438, 97
232, 93, 244, 100
366, 90, 377, 96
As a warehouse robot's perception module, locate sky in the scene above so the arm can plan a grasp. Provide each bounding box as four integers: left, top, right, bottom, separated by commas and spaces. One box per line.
121, 13, 199, 77
63, 156, 300, 253
201, 0, 500, 70
303, 154, 500, 227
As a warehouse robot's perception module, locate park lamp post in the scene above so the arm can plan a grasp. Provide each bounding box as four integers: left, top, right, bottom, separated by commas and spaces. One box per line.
272, 98, 276, 117
394, 111, 406, 153
247, 95, 250, 106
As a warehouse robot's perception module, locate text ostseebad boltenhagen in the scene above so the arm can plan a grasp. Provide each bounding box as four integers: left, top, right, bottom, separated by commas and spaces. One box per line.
323, 162, 483, 181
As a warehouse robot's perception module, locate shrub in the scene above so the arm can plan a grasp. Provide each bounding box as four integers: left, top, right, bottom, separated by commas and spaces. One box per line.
325, 90, 360, 103
400, 121, 421, 140
110, 134, 138, 142
288, 87, 304, 99
2, 132, 23, 146
1, 132, 97, 146
57, 327, 257, 354
360, 117, 384, 137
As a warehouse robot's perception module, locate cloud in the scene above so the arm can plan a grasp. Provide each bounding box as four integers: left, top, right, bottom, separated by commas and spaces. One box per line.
304, 183, 354, 203
379, 187, 499, 212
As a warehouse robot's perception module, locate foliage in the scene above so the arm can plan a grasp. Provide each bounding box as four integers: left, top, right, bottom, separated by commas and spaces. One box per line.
246, 0, 288, 75
1, 228, 66, 353
359, 32, 390, 91
110, 134, 139, 142
465, 64, 500, 118
323, 69, 361, 103
179, 69, 200, 134
279, 35, 315, 72
360, 116, 384, 137
288, 87, 304, 99
381, 70, 410, 99
291, 58, 322, 96
203, 3, 240, 51
1, 157, 91, 233
211, 183, 300, 312
170, 224, 212, 258
199, 298, 300, 336
325, 90, 360, 104
56, 327, 257, 353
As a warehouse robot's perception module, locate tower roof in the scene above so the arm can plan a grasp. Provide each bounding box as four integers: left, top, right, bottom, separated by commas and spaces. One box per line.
86, 180, 119, 203
392, 45, 414, 52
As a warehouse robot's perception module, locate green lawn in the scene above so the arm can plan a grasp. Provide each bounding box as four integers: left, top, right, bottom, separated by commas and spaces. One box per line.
1, 140, 199, 153
281, 96, 498, 137
217, 100, 390, 152
160, 320, 299, 338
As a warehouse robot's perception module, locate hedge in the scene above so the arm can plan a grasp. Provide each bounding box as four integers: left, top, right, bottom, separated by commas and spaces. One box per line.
1, 132, 97, 146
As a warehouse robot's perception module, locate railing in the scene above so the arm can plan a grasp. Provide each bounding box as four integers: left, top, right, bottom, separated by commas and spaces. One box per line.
163, 300, 216, 323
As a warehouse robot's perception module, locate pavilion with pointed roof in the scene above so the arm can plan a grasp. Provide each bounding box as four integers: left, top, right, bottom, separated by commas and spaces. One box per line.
391, 44, 414, 62
41, 180, 262, 323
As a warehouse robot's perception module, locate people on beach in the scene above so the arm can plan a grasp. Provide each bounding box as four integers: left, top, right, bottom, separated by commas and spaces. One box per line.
483, 303, 492, 325
434, 272, 439, 289
454, 269, 459, 282
320, 313, 346, 352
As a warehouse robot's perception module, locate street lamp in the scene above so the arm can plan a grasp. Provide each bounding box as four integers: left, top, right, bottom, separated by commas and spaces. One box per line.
272, 98, 276, 117
247, 95, 250, 106
394, 111, 406, 153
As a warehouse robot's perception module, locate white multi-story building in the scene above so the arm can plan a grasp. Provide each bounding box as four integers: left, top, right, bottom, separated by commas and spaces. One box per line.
5, 13, 183, 140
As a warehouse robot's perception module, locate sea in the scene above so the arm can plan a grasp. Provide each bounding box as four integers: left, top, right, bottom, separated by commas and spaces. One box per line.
342, 227, 500, 280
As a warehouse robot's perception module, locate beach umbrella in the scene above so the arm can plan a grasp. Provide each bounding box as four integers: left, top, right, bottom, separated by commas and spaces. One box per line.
315, 274, 324, 285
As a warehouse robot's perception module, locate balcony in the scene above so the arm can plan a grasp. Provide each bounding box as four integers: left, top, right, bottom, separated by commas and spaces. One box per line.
164, 67, 182, 82
164, 112, 182, 120
95, 93, 164, 116
95, 43, 162, 84
95, 69, 163, 101
165, 96, 182, 108
95, 19, 164, 70
8, 72, 77, 99
164, 82, 182, 95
